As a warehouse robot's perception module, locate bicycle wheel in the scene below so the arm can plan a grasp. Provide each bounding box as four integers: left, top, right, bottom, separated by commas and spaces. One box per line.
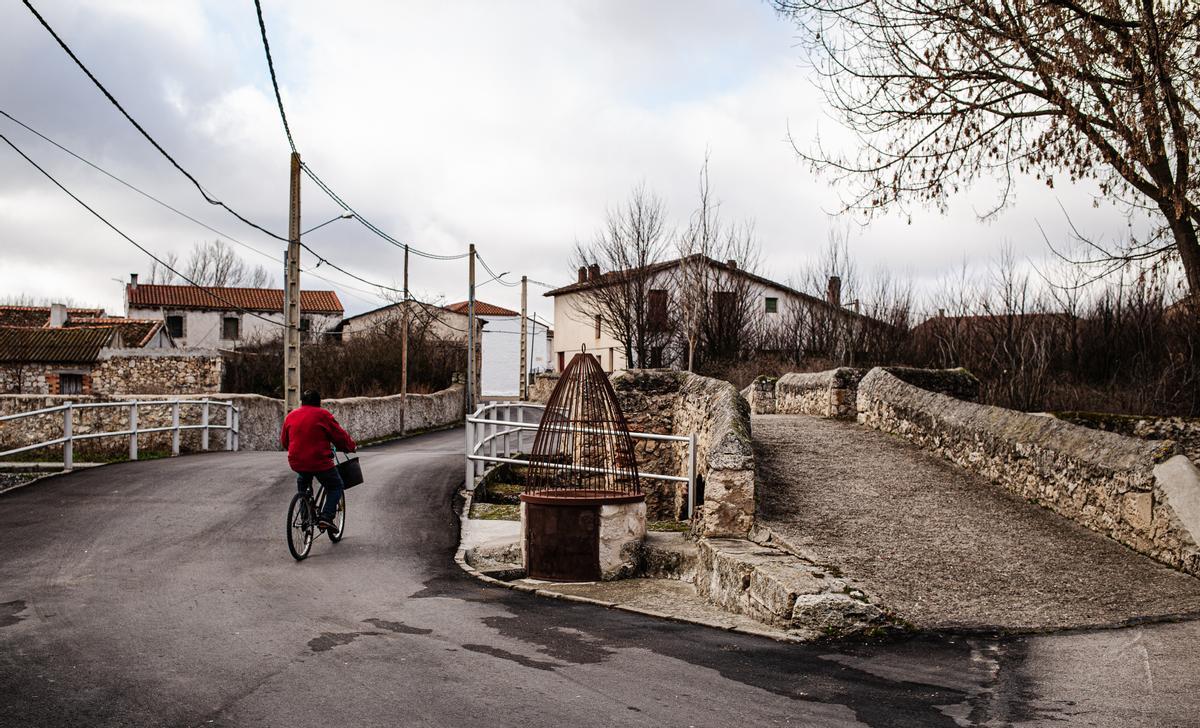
286, 492, 314, 561
328, 493, 346, 543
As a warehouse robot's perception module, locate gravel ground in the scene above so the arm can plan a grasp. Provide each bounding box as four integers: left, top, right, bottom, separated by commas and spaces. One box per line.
754, 414, 1200, 632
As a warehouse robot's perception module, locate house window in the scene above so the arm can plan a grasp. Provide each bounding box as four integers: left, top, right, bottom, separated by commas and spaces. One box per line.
165, 314, 185, 339
764, 297, 778, 314
649, 346, 664, 368
648, 289, 668, 330
59, 373, 84, 395
594, 314, 602, 339
299, 317, 311, 333
222, 316, 241, 341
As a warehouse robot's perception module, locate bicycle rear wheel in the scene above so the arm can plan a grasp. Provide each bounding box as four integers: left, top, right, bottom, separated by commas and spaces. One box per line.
287, 492, 314, 561
328, 493, 346, 543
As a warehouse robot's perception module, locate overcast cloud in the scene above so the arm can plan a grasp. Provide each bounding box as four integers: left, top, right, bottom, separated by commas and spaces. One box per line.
0, 1, 1139, 320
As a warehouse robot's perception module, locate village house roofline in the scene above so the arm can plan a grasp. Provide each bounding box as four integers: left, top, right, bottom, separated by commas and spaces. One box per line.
443, 300, 521, 317
0, 305, 106, 327
65, 317, 166, 348
542, 253, 878, 323
125, 284, 343, 315
0, 326, 117, 364
339, 299, 469, 326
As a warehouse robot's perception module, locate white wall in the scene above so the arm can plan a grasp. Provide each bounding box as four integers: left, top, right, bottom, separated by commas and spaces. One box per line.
480, 314, 552, 397
128, 306, 339, 349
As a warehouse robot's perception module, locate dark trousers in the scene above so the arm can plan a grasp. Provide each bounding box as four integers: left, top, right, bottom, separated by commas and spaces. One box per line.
296, 467, 344, 521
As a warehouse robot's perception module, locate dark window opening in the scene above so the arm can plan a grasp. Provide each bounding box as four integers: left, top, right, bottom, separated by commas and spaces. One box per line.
222, 316, 241, 341
594, 314, 602, 339
165, 315, 185, 339
648, 289, 668, 331
60, 373, 84, 395
765, 297, 778, 314
648, 346, 664, 368
299, 317, 311, 332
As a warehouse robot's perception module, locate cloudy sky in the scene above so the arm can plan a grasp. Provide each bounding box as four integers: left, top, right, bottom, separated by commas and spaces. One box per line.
0, 0, 1136, 320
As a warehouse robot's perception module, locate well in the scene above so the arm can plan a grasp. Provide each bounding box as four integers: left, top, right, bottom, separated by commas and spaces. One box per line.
520, 350, 646, 581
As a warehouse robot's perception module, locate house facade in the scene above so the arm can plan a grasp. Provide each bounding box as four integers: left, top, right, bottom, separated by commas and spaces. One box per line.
546, 255, 871, 372
124, 275, 343, 349
441, 301, 554, 397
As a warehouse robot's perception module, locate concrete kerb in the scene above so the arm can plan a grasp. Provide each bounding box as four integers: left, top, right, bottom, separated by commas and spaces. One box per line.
452, 489, 805, 644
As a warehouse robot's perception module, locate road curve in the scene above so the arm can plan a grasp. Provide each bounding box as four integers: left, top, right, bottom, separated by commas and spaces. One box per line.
1, 428, 1197, 728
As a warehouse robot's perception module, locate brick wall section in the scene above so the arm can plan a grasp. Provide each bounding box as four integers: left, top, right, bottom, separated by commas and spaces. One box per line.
856, 368, 1200, 576
0, 385, 465, 458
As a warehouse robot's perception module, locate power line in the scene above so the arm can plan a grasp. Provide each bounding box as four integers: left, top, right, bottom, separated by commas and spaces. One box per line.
252, 0, 296, 154
301, 163, 470, 261
0, 108, 391, 307
0, 130, 285, 327
21, 0, 288, 243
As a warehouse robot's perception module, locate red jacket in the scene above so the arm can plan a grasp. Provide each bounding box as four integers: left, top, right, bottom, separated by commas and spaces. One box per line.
281, 405, 357, 473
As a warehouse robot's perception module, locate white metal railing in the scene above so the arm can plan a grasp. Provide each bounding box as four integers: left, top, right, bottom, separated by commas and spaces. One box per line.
0, 398, 240, 468
465, 401, 699, 517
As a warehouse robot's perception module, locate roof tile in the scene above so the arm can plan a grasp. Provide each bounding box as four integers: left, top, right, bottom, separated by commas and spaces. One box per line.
126, 284, 342, 314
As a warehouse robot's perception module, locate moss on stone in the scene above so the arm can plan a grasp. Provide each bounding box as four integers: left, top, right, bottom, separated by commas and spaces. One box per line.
469, 503, 520, 521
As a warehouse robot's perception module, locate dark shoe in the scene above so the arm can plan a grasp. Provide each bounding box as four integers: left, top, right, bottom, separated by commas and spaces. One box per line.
317, 516, 339, 535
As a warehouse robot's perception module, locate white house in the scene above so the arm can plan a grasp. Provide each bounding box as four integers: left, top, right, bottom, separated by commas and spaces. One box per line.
545, 254, 870, 372
441, 301, 553, 398
124, 275, 343, 349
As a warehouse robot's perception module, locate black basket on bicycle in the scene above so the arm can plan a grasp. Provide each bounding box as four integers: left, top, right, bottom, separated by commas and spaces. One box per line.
335, 449, 364, 489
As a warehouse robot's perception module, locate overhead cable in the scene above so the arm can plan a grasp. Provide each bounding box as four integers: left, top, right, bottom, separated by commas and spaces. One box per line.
21, 0, 288, 242
252, 0, 296, 154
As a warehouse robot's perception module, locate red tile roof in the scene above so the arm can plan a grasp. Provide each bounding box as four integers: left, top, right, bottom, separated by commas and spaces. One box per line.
66, 317, 164, 348
0, 306, 106, 327
126, 284, 343, 314
0, 326, 116, 363
444, 301, 520, 317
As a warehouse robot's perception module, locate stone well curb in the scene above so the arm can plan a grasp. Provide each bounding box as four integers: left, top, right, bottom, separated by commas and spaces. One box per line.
452, 488, 804, 644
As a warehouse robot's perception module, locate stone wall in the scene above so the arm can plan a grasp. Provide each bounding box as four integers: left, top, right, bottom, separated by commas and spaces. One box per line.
611, 370, 755, 537
748, 366, 977, 419
0, 385, 464, 458
92, 349, 224, 395
1057, 412, 1200, 465
856, 368, 1200, 576
528, 372, 560, 403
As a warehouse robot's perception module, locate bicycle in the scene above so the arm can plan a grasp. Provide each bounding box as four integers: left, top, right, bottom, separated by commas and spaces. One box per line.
286, 480, 346, 561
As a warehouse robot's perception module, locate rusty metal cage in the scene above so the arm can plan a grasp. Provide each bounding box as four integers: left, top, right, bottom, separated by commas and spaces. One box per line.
524, 350, 641, 497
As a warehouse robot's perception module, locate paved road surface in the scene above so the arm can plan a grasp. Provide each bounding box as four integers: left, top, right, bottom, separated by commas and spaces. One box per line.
1, 429, 1198, 727
756, 414, 1200, 631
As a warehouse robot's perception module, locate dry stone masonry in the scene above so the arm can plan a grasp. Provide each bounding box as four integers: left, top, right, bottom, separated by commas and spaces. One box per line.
856, 368, 1200, 576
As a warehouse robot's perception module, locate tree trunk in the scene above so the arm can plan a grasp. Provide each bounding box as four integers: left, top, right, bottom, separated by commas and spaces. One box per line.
1172, 214, 1200, 298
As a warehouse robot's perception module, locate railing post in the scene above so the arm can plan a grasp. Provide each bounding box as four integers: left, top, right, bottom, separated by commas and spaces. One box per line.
63, 401, 73, 470
687, 433, 697, 519
225, 403, 234, 451
231, 407, 240, 452
465, 414, 475, 489
201, 399, 210, 451
171, 401, 181, 456
474, 417, 484, 478
502, 403, 510, 458
129, 402, 138, 461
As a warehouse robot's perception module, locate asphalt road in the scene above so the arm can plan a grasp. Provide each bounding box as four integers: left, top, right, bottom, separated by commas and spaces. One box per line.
1, 428, 1198, 728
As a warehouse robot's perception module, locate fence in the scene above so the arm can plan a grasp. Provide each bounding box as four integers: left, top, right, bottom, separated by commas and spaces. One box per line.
465, 401, 698, 517
0, 398, 240, 468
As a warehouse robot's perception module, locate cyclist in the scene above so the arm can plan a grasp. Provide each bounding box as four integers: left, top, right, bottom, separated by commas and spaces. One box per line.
281, 389, 357, 534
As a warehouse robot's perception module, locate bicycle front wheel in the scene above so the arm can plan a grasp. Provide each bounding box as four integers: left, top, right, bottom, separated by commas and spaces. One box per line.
286, 493, 314, 561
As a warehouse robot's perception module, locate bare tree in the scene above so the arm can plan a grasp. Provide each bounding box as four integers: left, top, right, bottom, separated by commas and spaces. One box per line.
774, 0, 1200, 295
148, 240, 273, 287
572, 185, 673, 369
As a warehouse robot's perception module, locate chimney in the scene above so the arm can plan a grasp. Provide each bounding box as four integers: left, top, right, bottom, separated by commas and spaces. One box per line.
577, 266, 587, 284
726, 259, 737, 270
130, 273, 139, 290
938, 308, 946, 318
49, 303, 68, 328
826, 276, 842, 308
588, 264, 600, 282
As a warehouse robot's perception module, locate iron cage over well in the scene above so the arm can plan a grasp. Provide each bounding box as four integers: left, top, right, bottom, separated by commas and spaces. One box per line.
525, 350, 641, 497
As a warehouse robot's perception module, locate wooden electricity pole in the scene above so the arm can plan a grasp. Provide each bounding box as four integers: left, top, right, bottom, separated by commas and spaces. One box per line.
283, 151, 302, 411
519, 275, 528, 401
400, 243, 409, 435
466, 243, 476, 412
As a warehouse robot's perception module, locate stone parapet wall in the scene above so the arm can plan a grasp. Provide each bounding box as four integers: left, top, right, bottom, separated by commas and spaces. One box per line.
1058, 412, 1200, 465
93, 349, 224, 395
528, 373, 560, 403
0, 385, 464, 458
775, 368, 865, 418
856, 368, 1200, 576
612, 370, 755, 537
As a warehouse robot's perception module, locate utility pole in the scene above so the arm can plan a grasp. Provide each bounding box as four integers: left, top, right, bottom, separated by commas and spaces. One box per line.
466, 243, 476, 412
519, 275, 528, 401
284, 151, 302, 411
400, 244, 409, 435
